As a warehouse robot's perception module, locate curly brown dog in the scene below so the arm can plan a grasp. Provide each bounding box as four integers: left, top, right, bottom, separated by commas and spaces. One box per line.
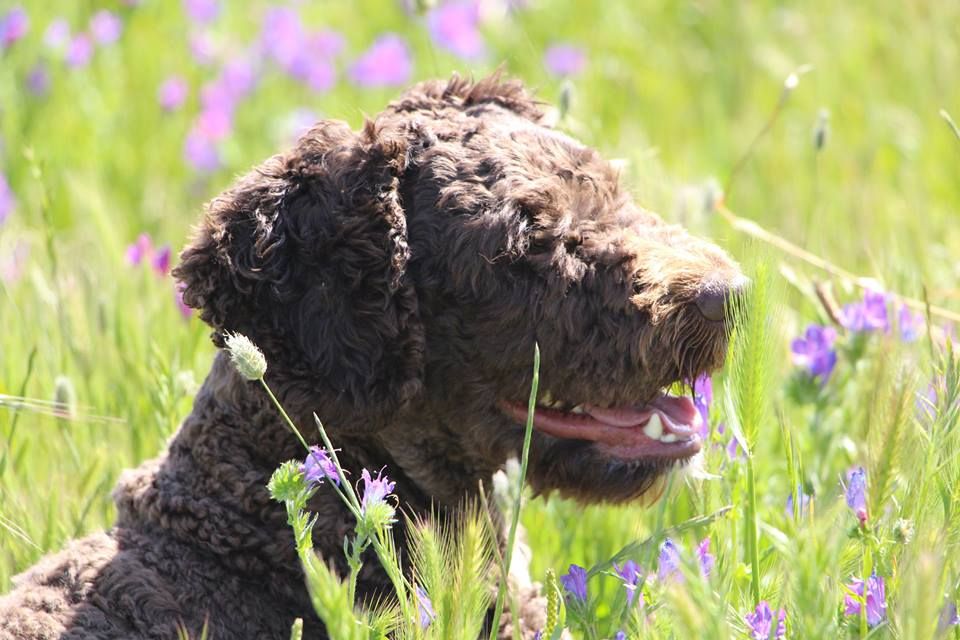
0, 74, 743, 639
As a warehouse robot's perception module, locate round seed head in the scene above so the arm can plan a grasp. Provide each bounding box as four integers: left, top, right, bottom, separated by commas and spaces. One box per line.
225, 332, 267, 380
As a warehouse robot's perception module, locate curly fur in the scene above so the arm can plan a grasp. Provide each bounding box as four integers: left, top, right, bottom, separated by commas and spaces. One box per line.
0, 74, 741, 639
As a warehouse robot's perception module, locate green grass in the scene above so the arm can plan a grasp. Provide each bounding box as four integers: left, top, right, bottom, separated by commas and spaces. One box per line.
2, 1, 960, 637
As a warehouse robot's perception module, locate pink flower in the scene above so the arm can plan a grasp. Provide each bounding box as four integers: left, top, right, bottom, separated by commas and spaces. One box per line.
183, 127, 220, 172
184, 0, 219, 24
89, 10, 122, 45
152, 245, 172, 276
544, 44, 586, 77
348, 34, 412, 88
1, 7, 29, 50
174, 282, 192, 319
427, 1, 485, 60
158, 76, 189, 112
0, 173, 15, 225
126, 233, 153, 265
66, 34, 94, 68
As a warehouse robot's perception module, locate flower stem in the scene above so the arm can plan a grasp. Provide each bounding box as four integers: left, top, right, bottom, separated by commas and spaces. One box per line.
745, 453, 761, 605
488, 343, 540, 640
259, 378, 312, 454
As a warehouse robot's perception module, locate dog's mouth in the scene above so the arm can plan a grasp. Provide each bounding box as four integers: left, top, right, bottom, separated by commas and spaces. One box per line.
499, 390, 703, 461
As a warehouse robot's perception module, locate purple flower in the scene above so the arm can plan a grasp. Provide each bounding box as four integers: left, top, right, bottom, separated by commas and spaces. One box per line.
745, 601, 786, 640
614, 633, 626, 640
195, 103, 232, 141
697, 538, 715, 578
0, 173, 15, 224
415, 585, 436, 629
221, 57, 258, 99
285, 31, 343, 92
938, 601, 960, 633
126, 233, 153, 265
1, 7, 29, 50
614, 560, 643, 607
841, 290, 890, 333
544, 44, 585, 77
657, 539, 681, 583
152, 245, 171, 276
844, 574, 887, 628
559, 564, 588, 603
427, 1, 486, 60
158, 76, 189, 112
260, 7, 304, 70
300, 446, 339, 487
174, 282, 192, 319
183, 127, 220, 172
844, 467, 868, 525
27, 63, 50, 96
348, 34, 412, 88
897, 305, 923, 342
44, 18, 70, 50
786, 485, 812, 518
726, 435, 744, 461
359, 468, 396, 513
692, 373, 712, 437
184, 0, 219, 24
89, 10, 122, 45
66, 34, 94, 68
790, 324, 838, 381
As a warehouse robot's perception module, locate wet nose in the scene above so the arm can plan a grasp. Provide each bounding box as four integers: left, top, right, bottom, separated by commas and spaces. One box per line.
694, 274, 749, 323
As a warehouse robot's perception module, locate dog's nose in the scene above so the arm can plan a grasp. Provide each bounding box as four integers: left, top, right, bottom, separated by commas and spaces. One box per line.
694, 274, 749, 323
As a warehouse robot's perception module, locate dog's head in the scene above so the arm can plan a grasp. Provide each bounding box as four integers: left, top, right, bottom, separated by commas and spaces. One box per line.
175, 74, 744, 504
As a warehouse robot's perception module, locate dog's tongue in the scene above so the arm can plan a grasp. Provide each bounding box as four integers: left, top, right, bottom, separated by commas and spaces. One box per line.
585, 396, 700, 436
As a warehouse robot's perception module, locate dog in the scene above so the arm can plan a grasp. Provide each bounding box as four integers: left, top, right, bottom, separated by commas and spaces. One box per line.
0, 74, 743, 639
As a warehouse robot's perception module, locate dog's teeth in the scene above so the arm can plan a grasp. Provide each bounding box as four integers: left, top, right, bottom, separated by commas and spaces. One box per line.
540, 391, 554, 407
570, 405, 585, 414
660, 433, 678, 443
643, 414, 663, 439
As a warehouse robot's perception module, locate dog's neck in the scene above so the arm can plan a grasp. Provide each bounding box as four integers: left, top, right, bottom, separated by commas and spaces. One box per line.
110, 351, 456, 589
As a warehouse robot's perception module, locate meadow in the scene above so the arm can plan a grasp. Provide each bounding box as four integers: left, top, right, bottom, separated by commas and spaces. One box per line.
2, 1, 960, 637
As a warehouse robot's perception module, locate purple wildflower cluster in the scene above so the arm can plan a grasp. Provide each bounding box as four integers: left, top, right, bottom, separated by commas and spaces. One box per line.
658, 537, 714, 582
300, 446, 339, 487
692, 373, 712, 438
790, 324, 837, 381
844, 466, 868, 526
125, 233, 192, 319
841, 289, 923, 340
791, 289, 926, 385
844, 574, 887, 628
415, 585, 436, 629
126, 233, 172, 277
560, 564, 588, 603
1, 7, 28, 50
785, 485, 812, 518
34, 11, 125, 69
0, 173, 15, 226
745, 601, 786, 640
544, 44, 586, 77
427, 0, 485, 60
359, 468, 396, 514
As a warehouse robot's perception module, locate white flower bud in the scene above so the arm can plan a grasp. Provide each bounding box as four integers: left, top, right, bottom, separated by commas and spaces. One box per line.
225, 333, 267, 381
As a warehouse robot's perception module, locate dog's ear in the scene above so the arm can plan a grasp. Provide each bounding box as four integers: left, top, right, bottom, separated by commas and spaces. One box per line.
173, 120, 423, 415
